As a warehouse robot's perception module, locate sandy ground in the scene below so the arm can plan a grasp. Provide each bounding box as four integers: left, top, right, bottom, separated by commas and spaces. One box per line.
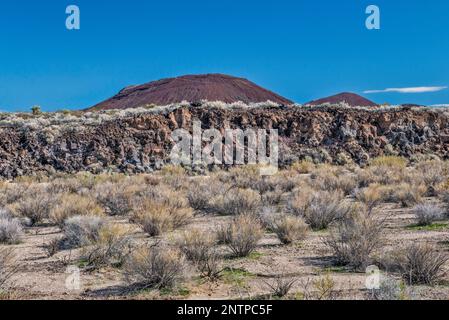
3, 200, 449, 300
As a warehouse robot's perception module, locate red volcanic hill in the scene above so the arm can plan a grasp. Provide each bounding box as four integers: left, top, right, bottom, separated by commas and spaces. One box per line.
306, 92, 378, 107
88, 74, 293, 111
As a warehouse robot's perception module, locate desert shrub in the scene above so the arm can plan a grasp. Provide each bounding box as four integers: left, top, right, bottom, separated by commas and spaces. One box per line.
368, 164, 406, 186
123, 245, 186, 290
176, 229, 215, 263
176, 229, 221, 279
62, 215, 106, 248
412, 203, 444, 226
95, 182, 140, 216
0, 248, 18, 292
225, 165, 262, 190
261, 188, 284, 206
290, 190, 347, 230
291, 160, 315, 174
132, 200, 193, 237
369, 276, 405, 301
440, 191, 449, 216
187, 183, 210, 211
265, 276, 297, 298
0, 210, 23, 245
221, 188, 261, 216
160, 165, 188, 190
13, 188, 54, 226
186, 179, 223, 212
309, 169, 357, 196
50, 194, 104, 226
391, 183, 425, 208
324, 207, 383, 271
274, 174, 297, 193
0, 183, 33, 205
354, 184, 388, 213
82, 224, 133, 269
218, 214, 263, 257
415, 160, 446, 195
265, 213, 308, 245
354, 168, 376, 188
46, 177, 83, 194
397, 243, 448, 285
371, 156, 407, 169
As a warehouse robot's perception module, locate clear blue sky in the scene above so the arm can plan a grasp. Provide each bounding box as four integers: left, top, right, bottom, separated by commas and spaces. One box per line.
1, 0, 448, 111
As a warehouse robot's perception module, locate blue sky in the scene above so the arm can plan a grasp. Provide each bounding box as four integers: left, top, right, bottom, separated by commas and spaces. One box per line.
0, 0, 448, 111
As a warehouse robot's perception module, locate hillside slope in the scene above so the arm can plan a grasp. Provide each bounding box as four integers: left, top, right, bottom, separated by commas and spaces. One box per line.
88, 74, 293, 111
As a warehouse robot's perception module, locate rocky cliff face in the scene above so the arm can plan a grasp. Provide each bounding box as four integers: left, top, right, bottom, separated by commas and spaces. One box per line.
1, 106, 448, 178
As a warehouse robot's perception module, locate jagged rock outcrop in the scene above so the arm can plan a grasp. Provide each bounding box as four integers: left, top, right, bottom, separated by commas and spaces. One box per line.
0, 106, 448, 178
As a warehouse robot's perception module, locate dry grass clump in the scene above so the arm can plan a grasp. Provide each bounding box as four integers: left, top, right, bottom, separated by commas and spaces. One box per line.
412, 203, 445, 226
12, 187, 54, 226
46, 177, 83, 194
220, 188, 261, 216
324, 207, 383, 271
0, 182, 34, 206
62, 215, 106, 249
371, 156, 408, 169
391, 183, 425, 208
415, 160, 446, 195
309, 167, 357, 195
291, 159, 315, 174
261, 188, 285, 206
0, 248, 18, 293
95, 182, 141, 216
224, 165, 262, 190
81, 224, 133, 269
354, 184, 388, 213
367, 157, 408, 185
186, 179, 223, 212
50, 194, 104, 227
290, 189, 347, 230
176, 229, 221, 279
160, 165, 188, 190
395, 243, 448, 285
265, 213, 309, 245
0, 210, 23, 245
218, 214, 263, 257
123, 245, 186, 290
132, 200, 193, 237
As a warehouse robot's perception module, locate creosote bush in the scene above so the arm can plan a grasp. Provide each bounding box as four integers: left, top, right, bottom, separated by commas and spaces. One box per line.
218, 214, 263, 257
124, 245, 186, 290
412, 203, 444, 226
324, 206, 383, 271
0, 210, 23, 245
